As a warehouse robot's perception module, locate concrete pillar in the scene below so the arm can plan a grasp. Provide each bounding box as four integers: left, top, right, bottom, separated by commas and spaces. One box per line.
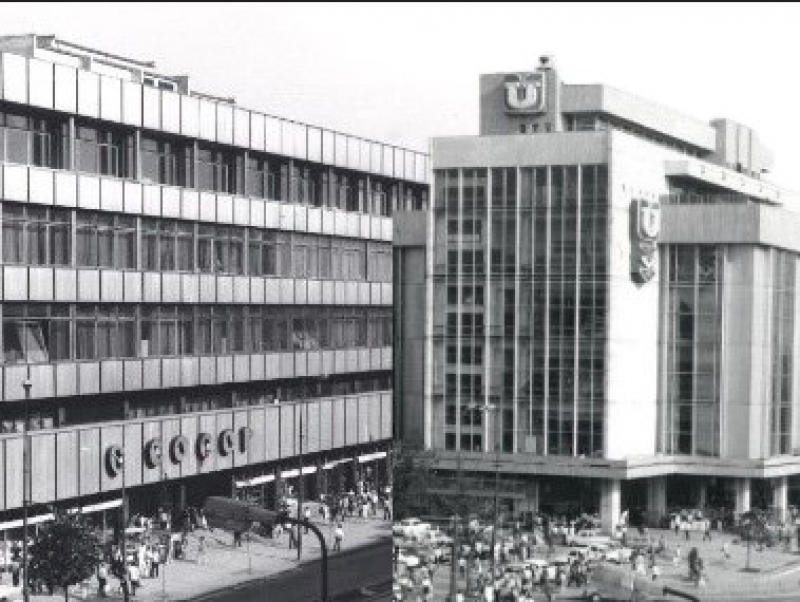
526, 480, 540, 514
697, 480, 708, 511
600, 479, 622, 535
646, 477, 668, 519
773, 476, 788, 523
733, 478, 751, 517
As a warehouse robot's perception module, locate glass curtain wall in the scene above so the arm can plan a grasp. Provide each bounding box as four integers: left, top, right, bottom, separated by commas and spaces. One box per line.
661, 245, 723, 456
432, 164, 608, 456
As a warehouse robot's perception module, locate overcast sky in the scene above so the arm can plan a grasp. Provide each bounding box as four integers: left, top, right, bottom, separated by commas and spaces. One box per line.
3, 2, 799, 188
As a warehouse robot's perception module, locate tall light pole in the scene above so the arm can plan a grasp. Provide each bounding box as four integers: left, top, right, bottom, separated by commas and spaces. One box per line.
22, 372, 32, 602
479, 402, 499, 601
297, 406, 305, 561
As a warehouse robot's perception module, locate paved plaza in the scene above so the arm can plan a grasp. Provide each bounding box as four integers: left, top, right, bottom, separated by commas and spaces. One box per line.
400, 527, 800, 601
2, 503, 391, 602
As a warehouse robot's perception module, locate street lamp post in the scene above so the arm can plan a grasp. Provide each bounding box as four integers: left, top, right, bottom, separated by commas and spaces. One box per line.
21, 372, 32, 602
478, 402, 500, 601
297, 407, 305, 561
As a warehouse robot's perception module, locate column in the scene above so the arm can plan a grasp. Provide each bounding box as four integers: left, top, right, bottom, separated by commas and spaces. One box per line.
600, 479, 622, 535
773, 476, 788, 523
646, 477, 667, 519
733, 478, 751, 517
526, 480, 540, 514
697, 480, 708, 511
274, 468, 283, 511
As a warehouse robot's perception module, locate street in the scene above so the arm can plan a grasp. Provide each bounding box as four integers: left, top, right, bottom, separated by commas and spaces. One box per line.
205, 539, 392, 602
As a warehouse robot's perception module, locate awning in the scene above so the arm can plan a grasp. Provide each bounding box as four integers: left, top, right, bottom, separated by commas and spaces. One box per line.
235, 474, 276, 489
0, 498, 123, 531
358, 451, 387, 464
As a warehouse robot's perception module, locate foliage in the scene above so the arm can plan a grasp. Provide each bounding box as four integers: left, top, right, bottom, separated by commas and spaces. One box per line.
392, 444, 481, 521
739, 510, 775, 546
29, 513, 103, 601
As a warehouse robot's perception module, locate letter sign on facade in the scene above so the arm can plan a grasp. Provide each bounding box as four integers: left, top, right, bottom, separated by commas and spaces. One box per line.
504, 73, 546, 114
144, 439, 163, 469
170, 435, 188, 464
218, 429, 235, 456
630, 198, 661, 284
105, 445, 125, 478
238, 426, 253, 453
197, 433, 212, 460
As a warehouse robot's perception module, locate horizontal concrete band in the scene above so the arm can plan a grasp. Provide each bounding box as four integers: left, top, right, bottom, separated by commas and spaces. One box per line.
0, 393, 393, 511
430, 450, 800, 480
661, 204, 800, 253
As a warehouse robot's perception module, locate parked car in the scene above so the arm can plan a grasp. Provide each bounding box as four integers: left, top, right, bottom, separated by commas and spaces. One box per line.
603, 543, 634, 564
393, 518, 432, 540
567, 529, 613, 547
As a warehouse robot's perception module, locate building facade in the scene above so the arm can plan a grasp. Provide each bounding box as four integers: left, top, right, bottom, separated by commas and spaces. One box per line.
0, 34, 428, 528
406, 55, 800, 531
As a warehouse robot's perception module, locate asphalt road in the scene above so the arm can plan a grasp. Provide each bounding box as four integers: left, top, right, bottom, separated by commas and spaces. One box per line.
201, 538, 392, 602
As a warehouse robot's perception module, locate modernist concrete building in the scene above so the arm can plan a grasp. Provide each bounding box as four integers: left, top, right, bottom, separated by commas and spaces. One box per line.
0, 34, 428, 530
400, 55, 800, 531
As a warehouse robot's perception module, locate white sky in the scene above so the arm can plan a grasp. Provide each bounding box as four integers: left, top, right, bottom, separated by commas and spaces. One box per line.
2, 2, 799, 188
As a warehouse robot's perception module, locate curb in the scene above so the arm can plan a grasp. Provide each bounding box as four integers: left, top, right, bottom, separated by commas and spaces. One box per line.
184, 537, 391, 602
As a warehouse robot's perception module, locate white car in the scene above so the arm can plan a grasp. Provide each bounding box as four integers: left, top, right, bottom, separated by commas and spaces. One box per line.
393, 518, 432, 540
603, 544, 634, 564
567, 529, 613, 547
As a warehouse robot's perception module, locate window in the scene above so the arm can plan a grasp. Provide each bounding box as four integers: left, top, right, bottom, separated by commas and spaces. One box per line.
2, 204, 71, 266
75, 122, 135, 178
141, 135, 192, 187
143, 219, 195, 273
2, 304, 71, 363
0, 107, 66, 168
77, 212, 136, 269
197, 144, 240, 194
246, 154, 268, 199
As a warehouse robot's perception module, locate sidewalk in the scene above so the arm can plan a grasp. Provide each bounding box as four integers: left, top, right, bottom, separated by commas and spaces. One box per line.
18, 503, 391, 602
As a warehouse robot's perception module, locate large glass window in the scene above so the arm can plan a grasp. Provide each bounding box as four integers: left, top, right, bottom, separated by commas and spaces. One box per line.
75, 122, 135, 178
2, 304, 71, 363
0, 106, 66, 168
197, 225, 246, 274
77, 212, 136, 269
197, 144, 240, 194
662, 245, 723, 456
140, 134, 193, 187
771, 251, 795, 456
2, 204, 71, 266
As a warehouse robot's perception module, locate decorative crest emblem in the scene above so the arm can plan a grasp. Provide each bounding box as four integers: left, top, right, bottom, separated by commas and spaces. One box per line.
504, 73, 545, 114
630, 198, 661, 284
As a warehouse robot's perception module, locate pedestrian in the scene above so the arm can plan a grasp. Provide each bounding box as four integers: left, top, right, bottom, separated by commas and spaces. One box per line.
129, 563, 141, 597
721, 541, 731, 561
149, 547, 160, 578
334, 523, 344, 552
197, 535, 208, 565
703, 524, 712, 542
288, 525, 298, 549
234, 530, 243, 547
304, 506, 312, 533
11, 557, 20, 587
96, 561, 109, 597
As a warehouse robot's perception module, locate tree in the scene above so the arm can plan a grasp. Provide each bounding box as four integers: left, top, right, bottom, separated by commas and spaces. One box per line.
29, 513, 103, 602
739, 510, 773, 571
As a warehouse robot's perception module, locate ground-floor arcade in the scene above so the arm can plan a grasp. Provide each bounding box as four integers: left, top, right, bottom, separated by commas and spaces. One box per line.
425, 469, 800, 533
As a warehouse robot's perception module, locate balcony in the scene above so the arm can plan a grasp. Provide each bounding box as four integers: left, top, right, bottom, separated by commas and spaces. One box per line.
0, 346, 393, 402
1, 163, 394, 243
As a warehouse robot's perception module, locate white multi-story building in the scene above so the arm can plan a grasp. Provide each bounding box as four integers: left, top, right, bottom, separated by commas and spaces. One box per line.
401, 55, 800, 531
0, 34, 428, 526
